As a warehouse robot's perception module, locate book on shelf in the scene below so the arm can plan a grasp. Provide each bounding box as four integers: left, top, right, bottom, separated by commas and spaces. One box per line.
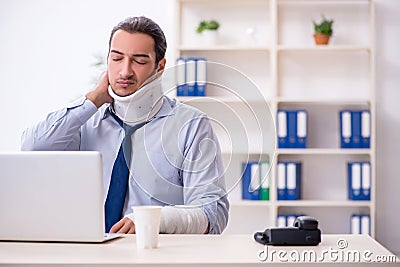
348, 161, 371, 201
176, 57, 187, 97
242, 161, 270, 201
277, 161, 302, 201
175, 57, 207, 97
340, 110, 371, 149
277, 109, 307, 149
260, 161, 270, 201
351, 214, 370, 235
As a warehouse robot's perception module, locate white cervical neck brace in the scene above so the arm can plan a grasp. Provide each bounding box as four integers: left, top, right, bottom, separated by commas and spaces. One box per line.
108, 75, 163, 125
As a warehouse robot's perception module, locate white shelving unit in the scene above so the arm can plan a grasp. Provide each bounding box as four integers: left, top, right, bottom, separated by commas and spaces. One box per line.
173, 0, 375, 236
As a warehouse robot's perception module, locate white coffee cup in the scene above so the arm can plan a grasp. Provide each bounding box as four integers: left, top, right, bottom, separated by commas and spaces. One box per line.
132, 206, 162, 249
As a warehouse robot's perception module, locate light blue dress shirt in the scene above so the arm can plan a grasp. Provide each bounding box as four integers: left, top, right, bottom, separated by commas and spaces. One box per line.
21, 96, 229, 234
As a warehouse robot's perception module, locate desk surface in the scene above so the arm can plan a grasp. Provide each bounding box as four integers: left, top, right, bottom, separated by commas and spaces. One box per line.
0, 234, 398, 266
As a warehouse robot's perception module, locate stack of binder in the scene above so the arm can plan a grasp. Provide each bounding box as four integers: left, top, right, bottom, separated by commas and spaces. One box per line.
277, 109, 308, 148
277, 214, 305, 227
242, 161, 270, 201
176, 57, 207, 96
348, 162, 371, 200
276, 161, 302, 200
350, 214, 370, 235
340, 110, 371, 148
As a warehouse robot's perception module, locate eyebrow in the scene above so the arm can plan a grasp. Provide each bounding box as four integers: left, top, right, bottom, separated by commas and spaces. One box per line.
110, 49, 150, 58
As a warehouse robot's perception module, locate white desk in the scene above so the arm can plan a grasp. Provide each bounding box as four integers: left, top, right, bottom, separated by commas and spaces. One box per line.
0, 234, 398, 266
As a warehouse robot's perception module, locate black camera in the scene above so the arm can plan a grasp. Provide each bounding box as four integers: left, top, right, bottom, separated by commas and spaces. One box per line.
254, 216, 321, 246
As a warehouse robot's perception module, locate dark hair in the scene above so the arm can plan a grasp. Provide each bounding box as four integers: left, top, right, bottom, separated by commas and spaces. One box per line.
108, 16, 167, 64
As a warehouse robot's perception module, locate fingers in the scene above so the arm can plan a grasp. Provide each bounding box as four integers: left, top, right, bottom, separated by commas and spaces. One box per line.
96, 71, 110, 95
109, 217, 135, 234
109, 219, 123, 233
85, 71, 112, 108
98, 71, 110, 88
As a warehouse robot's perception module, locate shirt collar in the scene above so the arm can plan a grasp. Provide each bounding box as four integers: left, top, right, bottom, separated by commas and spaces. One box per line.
101, 96, 175, 121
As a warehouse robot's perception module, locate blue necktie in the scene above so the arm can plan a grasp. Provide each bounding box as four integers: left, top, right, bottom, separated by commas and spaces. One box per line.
105, 112, 146, 232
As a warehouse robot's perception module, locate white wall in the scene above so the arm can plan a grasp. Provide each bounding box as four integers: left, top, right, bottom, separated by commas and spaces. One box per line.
374, 0, 400, 255
0, 0, 399, 254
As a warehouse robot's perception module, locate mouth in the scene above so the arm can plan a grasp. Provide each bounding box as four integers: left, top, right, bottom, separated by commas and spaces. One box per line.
117, 80, 136, 88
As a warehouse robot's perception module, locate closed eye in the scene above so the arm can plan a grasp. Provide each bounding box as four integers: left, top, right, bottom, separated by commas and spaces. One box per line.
133, 59, 147, 65
131, 54, 150, 65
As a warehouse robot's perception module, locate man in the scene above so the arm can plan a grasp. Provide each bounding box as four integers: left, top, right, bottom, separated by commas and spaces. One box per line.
21, 16, 229, 234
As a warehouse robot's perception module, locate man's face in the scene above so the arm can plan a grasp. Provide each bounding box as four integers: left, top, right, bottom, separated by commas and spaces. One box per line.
108, 30, 164, 97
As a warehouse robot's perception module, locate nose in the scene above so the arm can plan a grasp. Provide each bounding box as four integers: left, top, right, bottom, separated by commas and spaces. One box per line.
119, 58, 134, 78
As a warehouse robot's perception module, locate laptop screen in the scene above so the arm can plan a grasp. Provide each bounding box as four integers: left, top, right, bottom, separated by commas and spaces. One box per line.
0, 151, 107, 242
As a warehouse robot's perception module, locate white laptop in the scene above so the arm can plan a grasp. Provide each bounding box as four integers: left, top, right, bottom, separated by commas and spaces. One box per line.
0, 151, 121, 242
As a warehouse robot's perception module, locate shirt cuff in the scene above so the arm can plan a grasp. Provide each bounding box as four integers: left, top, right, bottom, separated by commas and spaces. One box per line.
67, 96, 98, 124
124, 213, 135, 223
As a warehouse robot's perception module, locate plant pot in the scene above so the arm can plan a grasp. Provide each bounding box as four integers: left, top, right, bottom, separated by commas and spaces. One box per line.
313, 33, 331, 45
201, 30, 218, 45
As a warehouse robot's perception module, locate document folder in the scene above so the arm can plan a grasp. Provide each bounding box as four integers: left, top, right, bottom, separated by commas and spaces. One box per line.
361, 215, 370, 235
278, 110, 307, 148
176, 58, 187, 96
277, 111, 287, 148
351, 214, 361, 234
350, 214, 370, 235
259, 161, 270, 201
277, 162, 286, 200
340, 110, 352, 148
348, 161, 370, 200
242, 162, 260, 200
286, 162, 301, 200
186, 58, 196, 96
277, 162, 301, 200
361, 162, 371, 200
340, 110, 370, 148
348, 162, 362, 200
361, 111, 371, 148
195, 58, 207, 96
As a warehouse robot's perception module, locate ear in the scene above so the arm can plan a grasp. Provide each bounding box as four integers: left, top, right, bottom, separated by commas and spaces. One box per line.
156, 58, 166, 74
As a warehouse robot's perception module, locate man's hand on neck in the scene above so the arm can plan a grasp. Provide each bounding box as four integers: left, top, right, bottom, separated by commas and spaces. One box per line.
86, 71, 113, 108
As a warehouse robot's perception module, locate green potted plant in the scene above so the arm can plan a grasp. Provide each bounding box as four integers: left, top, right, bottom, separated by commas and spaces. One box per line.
196, 20, 220, 34
196, 20, 220, 44
313, 15, 334, 45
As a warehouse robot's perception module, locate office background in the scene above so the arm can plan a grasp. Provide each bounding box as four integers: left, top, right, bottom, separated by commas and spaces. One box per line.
0, 0, 398, 254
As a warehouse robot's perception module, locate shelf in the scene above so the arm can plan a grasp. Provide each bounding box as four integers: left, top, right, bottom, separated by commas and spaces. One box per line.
179, 0, 266, 3
276, 97, 371, 105
231, 200, 371, 208
178, 45, 270, 52
276, 200, 372, 207
176, 0, 375, 236
220, 149, 270, 155
177, 96, 271, 105
230, 200, 272, 207
278, 0, 370, 4
277, 148, 371, 155
178, 96, 236, 103
277, 45, 371, 52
